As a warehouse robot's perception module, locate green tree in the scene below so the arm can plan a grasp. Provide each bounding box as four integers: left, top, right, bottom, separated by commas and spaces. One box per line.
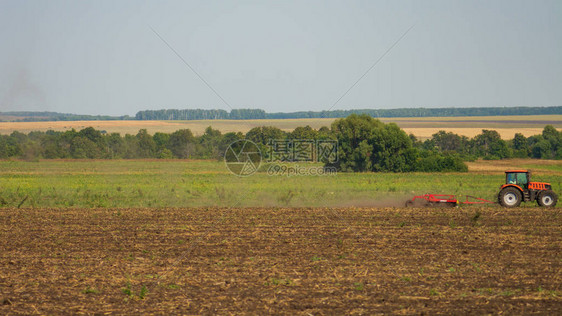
136, 129, 156, 158
472, 130, 511, 159
0, 134, 23, 158
330, 114, 467, 172
531, 139, 552, 159
78, 127, 103, 144
153, 132, 171, 158
106, 133, 125, 158
217, 132, 244, 160
245, 126, 286, 145
41, 133, 66, 158
167, 129, 195, 158
330, 114, 383, 172
415, 152, 468, 172
199, 126, 223, 159
153, 132, 170, 150
70, 136, 100, 158
511, 133, 529, 158
542, 125, 560, 158
431, 130, 468, 153
370, 123, 414, 172
245, 126, 286, 160
330, 115, 415, 172
290, 125, 318, 140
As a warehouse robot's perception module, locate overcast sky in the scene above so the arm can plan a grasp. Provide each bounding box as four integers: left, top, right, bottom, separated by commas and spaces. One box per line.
0, 0, 561, 116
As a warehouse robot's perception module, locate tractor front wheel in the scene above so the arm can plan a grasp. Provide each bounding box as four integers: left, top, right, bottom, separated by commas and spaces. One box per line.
537, 190, 558, 207
498, 187, 522, 207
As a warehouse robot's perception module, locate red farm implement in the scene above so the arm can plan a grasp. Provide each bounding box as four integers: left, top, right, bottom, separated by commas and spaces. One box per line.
405, 194, 495, 207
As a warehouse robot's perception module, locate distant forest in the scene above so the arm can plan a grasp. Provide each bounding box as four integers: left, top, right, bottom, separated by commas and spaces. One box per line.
134, 106, 562, 120
1, 106, 562, 122
0, 111, 132, 122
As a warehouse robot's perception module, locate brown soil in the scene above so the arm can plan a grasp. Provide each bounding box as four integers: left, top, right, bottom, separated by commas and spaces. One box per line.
1, 207, 560, 314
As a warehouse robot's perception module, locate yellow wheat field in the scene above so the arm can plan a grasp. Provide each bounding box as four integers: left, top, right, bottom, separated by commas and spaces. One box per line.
0, 115, 560, 139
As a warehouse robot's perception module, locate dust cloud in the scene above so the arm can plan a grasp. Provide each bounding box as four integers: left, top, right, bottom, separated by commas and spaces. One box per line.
331, 195, 414, 208
1, 68, 46, 111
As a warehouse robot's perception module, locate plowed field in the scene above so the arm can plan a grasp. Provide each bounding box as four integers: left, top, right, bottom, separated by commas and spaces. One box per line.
1, 207, 560, 314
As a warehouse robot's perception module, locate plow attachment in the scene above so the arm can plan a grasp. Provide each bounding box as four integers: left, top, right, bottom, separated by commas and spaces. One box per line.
405, 193, 496, 207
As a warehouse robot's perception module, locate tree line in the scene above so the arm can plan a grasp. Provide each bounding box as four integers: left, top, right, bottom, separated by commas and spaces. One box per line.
267, 106, 562, 119
416, 125, 562, 160
3, 106, 561, 122
0, 114, 560, 172
134, 109, 267, 120
1, 111, 132, 122
135, 106, 562, 120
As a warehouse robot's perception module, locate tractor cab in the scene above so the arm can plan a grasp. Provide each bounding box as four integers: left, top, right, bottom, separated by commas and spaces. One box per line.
505, 170, 530, 189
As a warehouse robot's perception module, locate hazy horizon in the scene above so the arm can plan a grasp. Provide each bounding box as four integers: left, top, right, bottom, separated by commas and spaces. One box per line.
1, 0, 561, 116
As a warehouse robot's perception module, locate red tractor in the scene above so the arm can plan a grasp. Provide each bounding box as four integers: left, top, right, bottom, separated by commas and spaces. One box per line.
498, 170, 557, 207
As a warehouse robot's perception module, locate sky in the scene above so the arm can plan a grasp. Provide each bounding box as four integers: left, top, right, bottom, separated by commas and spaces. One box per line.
0, 0, 561, 116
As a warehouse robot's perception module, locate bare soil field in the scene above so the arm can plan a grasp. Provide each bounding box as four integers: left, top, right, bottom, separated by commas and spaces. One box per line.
0, 115, 560, 139
1, 207, 560, 314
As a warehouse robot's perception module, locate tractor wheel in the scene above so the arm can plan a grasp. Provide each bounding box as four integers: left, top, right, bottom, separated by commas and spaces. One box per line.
498, 187, 522, 208
405, 200, 413, 207
537, 190, 558, 207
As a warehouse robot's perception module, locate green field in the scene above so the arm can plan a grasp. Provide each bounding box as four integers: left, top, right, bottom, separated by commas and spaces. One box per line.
1, 159, 560, 208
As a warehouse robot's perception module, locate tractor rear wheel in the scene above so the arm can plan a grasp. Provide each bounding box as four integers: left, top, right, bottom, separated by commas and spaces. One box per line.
537, 190, 558, 207
498, 187, 522, 207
